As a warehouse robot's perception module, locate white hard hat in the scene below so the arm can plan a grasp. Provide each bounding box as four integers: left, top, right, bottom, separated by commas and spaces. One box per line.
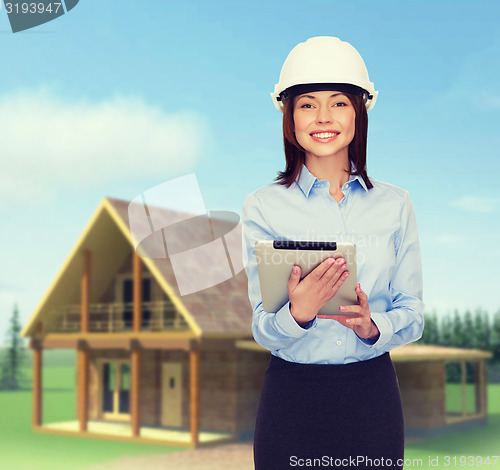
271, 36, 378, 113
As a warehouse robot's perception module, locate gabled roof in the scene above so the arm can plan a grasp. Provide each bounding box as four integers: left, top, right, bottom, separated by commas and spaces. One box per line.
21, 196, 252, 338
389, 343, 493, 361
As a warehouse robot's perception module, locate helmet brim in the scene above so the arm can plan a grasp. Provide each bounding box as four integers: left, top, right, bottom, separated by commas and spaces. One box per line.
272, 83, 377, 113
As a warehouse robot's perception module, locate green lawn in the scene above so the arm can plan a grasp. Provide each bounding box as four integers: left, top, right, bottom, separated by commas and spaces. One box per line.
446, 383, 479, 414
0, 365, 183, 470
403, 385, 500, 469
1, 364, 499, 469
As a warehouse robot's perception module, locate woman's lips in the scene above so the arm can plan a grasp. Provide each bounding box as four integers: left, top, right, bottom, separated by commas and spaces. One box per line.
310, 131, 340, 143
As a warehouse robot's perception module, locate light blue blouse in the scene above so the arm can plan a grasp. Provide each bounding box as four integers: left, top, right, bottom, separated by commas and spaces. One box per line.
241, 163, 425, 364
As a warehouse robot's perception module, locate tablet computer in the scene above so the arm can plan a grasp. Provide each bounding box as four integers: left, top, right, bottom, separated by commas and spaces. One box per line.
255, 240, 357, 316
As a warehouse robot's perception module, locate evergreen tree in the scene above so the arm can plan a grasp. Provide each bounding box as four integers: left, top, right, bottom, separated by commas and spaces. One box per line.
440, 314, 453, 346
452, 309, 463, 348
419, 312, 428, 343
462, 309, 474, 349
421, 310, 440, 344
430, 310, 440, 344
491, 309, 500, 362
473, 307, 489, 351
0, 303, 26, 390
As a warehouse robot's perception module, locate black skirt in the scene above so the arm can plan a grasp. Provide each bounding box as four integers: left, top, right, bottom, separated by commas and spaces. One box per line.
253, 352, 404, 470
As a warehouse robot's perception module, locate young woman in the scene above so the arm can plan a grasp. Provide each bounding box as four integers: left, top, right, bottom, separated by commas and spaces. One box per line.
241, 37, 425, 469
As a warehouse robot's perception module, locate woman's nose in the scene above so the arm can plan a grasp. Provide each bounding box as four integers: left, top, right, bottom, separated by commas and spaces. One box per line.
315, 106, 333, 123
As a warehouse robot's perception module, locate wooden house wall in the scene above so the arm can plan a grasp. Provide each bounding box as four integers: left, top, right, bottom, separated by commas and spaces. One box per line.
394, 361, 447, 429
98, 257, 127, 303
198, 342, 268, 434
235, 350, 269, 433
199, 348, 238, 432
86, 345, 269, 434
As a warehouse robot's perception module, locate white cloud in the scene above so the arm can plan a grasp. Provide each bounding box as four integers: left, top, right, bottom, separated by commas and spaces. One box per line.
0, 88, 210, 208
437, 35, 500, 111
449, 195, 498, 213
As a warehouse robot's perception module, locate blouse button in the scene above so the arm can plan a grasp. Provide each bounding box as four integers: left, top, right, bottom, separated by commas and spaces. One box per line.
336, 340, 342, 346
336, 230, 342, 235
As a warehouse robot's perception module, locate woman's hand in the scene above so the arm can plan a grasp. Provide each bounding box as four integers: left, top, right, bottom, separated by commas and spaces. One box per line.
288, 257, 349, 327
319, 283, 380, 341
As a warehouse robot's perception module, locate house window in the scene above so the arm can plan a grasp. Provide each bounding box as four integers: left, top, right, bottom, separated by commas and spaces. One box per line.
118, 363, 131, 413
161, 291, 182, 328
445, 360, 484, 422
102, 362, 115, 412
120, 276, 151, 330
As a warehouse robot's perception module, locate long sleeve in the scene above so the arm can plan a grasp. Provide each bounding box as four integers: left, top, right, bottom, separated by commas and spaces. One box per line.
241, 193, 317, 352
364, 190, 425, 350
241, 165, 425, 364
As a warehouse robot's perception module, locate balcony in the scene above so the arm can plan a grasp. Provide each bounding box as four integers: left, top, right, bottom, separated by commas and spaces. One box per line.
46, 301, 190, 333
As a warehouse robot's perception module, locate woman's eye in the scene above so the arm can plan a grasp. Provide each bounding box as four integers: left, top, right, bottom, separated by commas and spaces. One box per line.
299, 101, 348, 109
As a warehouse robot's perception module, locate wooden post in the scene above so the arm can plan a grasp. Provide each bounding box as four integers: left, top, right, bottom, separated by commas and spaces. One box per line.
155, 350, 161, 419
77, 343, 89, 431
131, 345, 141, 436
476, 360, 487, 416
474, 361, 480, 415
32, 345, 42, 427
461, 360, 467, 417
190, 349, 200, 447
81, 250, 91, 333
133, 252, 143, 333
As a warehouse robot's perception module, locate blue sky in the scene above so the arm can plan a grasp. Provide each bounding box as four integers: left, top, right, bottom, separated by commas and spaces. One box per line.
1, 0, 499, 341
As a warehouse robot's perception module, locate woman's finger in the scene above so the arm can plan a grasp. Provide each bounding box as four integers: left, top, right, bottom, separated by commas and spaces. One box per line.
309, 257, 339, 281
345, 317, 364, 326
287, 265, 301, 293
319, 314, 355, 327
356, 283, 368, 306
321, 257, 346, 282
338, 305, 363, 315
328, 266, 349, 289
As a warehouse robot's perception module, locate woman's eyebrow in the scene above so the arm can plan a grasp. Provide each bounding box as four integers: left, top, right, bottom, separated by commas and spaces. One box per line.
298, 93, 345, 100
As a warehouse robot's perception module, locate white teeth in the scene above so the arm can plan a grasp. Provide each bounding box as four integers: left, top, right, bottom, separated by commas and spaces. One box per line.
312, 132, 338, 138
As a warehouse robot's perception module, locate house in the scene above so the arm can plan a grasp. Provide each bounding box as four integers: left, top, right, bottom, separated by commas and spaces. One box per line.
392, 343, 491, 438
238, 341, 492, 439
20, 196, 270, 447
21, 196, 492, 447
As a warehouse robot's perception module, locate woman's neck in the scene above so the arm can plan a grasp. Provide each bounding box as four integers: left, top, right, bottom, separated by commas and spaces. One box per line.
305, 153, 351, 193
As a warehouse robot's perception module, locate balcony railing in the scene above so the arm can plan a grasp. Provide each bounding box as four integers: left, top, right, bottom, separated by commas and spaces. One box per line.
46, 301, 190, 333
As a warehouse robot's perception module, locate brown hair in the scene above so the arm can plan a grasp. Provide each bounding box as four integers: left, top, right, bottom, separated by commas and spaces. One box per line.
273, 92, 373, 190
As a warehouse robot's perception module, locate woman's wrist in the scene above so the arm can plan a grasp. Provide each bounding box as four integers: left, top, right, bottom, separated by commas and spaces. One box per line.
356, 320, 380, 340
367, 320, 380, 341
290, 302, 315, 328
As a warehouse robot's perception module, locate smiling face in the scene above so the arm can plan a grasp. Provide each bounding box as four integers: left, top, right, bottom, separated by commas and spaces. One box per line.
293, 90, 356, 163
